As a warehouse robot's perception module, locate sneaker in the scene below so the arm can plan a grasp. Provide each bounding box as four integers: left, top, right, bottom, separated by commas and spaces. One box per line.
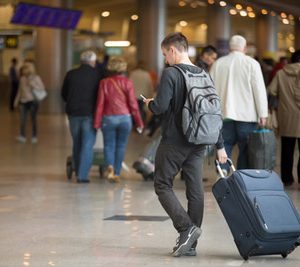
16, 135, 26, 143
172, 226, 202, 257
31, 137, 38, 144
173, 240, 198, 256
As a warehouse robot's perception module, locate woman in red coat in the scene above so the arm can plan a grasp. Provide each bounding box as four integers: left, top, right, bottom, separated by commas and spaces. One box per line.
94, 57, 144, 182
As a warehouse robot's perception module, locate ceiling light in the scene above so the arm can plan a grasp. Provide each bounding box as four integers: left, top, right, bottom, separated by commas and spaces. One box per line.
271, 11, 276, 16
179, 20, 188, 27
240, 10, 247, 17
178, 1, 186, 7
101, 11, 110, 17
131, 14, 138, 20
246, 6, 253, 12
289, 47, 295, 53
229, 9, 237, 15
191, 2, 198, 8
282, 18, 289, 24
236, 4, 242, 10
104, 41, 131, 47
207, 0, 215, 4
219, 1, 227, 7
261, 9, 268, 15
200, 23, 207, 30
281, 12, 287, 18
248, 12, 256, 18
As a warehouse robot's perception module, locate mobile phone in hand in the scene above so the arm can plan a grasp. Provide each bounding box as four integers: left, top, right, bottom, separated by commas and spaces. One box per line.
140, 94, 147, 100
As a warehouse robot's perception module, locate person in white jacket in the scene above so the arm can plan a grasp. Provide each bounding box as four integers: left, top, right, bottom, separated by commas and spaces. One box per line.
210, 35, 268, 172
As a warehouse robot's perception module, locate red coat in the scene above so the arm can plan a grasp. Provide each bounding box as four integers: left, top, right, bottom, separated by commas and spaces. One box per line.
94, 74, 144, 129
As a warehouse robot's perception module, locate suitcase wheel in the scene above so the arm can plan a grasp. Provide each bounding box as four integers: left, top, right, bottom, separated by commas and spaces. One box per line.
281, 253, 287, 259
242, 255, 249, 261
99, 165, 104, 178
66, 156, 73, 180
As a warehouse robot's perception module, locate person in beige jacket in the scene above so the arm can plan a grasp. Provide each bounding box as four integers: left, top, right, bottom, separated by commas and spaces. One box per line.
14, 62, 45, 144
268, 50, 300, 186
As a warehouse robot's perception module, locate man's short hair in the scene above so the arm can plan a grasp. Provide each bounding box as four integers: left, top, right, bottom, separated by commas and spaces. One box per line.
291, 50, 300, 63
201, 45, 217, 55
80, 50, 97, 64
229, 35, 246, 51
161, 32, 188, 52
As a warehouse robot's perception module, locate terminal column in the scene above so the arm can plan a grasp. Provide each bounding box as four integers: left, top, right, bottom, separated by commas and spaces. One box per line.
256, 14, 278, 59
35, 0, 73, 113
136, 0, 166, 76
207, 4, 231, 56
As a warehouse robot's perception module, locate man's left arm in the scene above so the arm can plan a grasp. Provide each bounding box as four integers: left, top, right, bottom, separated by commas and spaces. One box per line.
251, 61, 268, 126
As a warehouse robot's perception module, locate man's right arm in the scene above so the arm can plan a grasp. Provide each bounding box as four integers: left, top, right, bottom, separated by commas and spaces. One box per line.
148, 68, 174, 115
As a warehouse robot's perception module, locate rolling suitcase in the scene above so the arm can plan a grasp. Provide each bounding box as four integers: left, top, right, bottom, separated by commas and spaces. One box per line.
212, 159, 300, 260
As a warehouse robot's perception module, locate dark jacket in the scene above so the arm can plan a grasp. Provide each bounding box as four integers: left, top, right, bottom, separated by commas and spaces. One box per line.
94, 74, 144, 129
61, 64, 101, 116
149, 64, 224, 148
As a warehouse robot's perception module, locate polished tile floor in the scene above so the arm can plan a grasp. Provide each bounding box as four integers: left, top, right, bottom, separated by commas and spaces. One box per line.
1, 106, 300, 267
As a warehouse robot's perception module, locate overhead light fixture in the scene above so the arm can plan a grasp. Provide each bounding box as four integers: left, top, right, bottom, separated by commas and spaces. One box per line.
101, 11, 110, 17
282, 18, 289, 24
261, 9, 268, 15
219, 1, 227, 7
246, 6, 253, 12
131, 14, 138, 21
236, 4, 242, 10
281, 12, 287, 18
104, 41, 131, 47
229, 9, 237, 15
178, 0, 186, 7
248, 12, 256, 18
179, 20, 188, 27
207, 0, 215, 4
240, 10, 247, 17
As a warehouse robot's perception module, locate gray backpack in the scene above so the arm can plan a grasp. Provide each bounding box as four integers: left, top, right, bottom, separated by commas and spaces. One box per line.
173, 65, 223, 145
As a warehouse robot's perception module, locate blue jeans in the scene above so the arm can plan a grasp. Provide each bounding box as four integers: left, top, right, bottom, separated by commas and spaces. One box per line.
222, 120, 257, 171
20, 101, 39, 137
102, 115, 132, 175
68, 116, 96, 180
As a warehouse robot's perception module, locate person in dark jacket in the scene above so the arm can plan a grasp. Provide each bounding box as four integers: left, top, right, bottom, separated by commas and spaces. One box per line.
9, 57, 19, 111
195, 45, 217, 71
61, 50, 101, 183
143, 33, 227, 257
94, 57, 144, 183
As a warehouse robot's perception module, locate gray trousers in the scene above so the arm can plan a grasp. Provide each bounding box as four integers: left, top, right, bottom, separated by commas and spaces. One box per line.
154, 143, 206, 233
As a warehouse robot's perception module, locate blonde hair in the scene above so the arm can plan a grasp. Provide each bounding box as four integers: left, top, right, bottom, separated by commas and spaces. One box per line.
107, 56, 127, 73
24, 62, 36, 74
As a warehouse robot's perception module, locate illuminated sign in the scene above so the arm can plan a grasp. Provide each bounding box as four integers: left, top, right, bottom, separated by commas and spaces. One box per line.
5, 36, 18, 49
11, 2, 82, 30
0, 36, 18, 49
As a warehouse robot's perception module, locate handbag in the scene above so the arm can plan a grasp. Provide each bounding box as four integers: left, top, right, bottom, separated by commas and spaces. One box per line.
30, 75, 47, 101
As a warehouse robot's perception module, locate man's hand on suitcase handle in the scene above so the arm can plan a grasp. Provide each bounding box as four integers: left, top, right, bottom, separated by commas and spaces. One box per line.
217, 148, 228, 164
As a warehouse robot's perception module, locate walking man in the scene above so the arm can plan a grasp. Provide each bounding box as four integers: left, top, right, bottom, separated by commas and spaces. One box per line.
210, 35, 268, 172
61, 51, 102, 183
143, 32, 227, 257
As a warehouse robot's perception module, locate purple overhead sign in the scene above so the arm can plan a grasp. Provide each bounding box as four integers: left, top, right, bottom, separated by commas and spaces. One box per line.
10, 2, 82, 30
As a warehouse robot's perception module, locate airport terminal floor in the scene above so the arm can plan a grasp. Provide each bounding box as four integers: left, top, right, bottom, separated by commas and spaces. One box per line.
1, 105, 300, 267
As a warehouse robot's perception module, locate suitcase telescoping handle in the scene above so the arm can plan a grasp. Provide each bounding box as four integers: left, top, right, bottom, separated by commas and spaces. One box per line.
215, 158, 236, 178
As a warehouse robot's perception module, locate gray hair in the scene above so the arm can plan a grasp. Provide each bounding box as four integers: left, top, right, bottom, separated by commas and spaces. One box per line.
80, 50, 97, 64
229, 35, 246, 51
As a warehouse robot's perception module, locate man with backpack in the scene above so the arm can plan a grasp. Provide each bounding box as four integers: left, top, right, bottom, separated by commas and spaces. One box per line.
143, 32, 227, 257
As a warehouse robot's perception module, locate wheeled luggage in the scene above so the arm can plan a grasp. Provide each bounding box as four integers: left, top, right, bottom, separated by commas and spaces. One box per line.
66, 131, 105, 180
248, 129, 276, 170
212, 159, 300, 260
132, 135, 161, 181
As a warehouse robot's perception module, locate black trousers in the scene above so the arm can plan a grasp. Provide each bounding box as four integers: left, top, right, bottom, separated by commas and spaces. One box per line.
154, 143, 206, 233
281, 136, 300, 185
